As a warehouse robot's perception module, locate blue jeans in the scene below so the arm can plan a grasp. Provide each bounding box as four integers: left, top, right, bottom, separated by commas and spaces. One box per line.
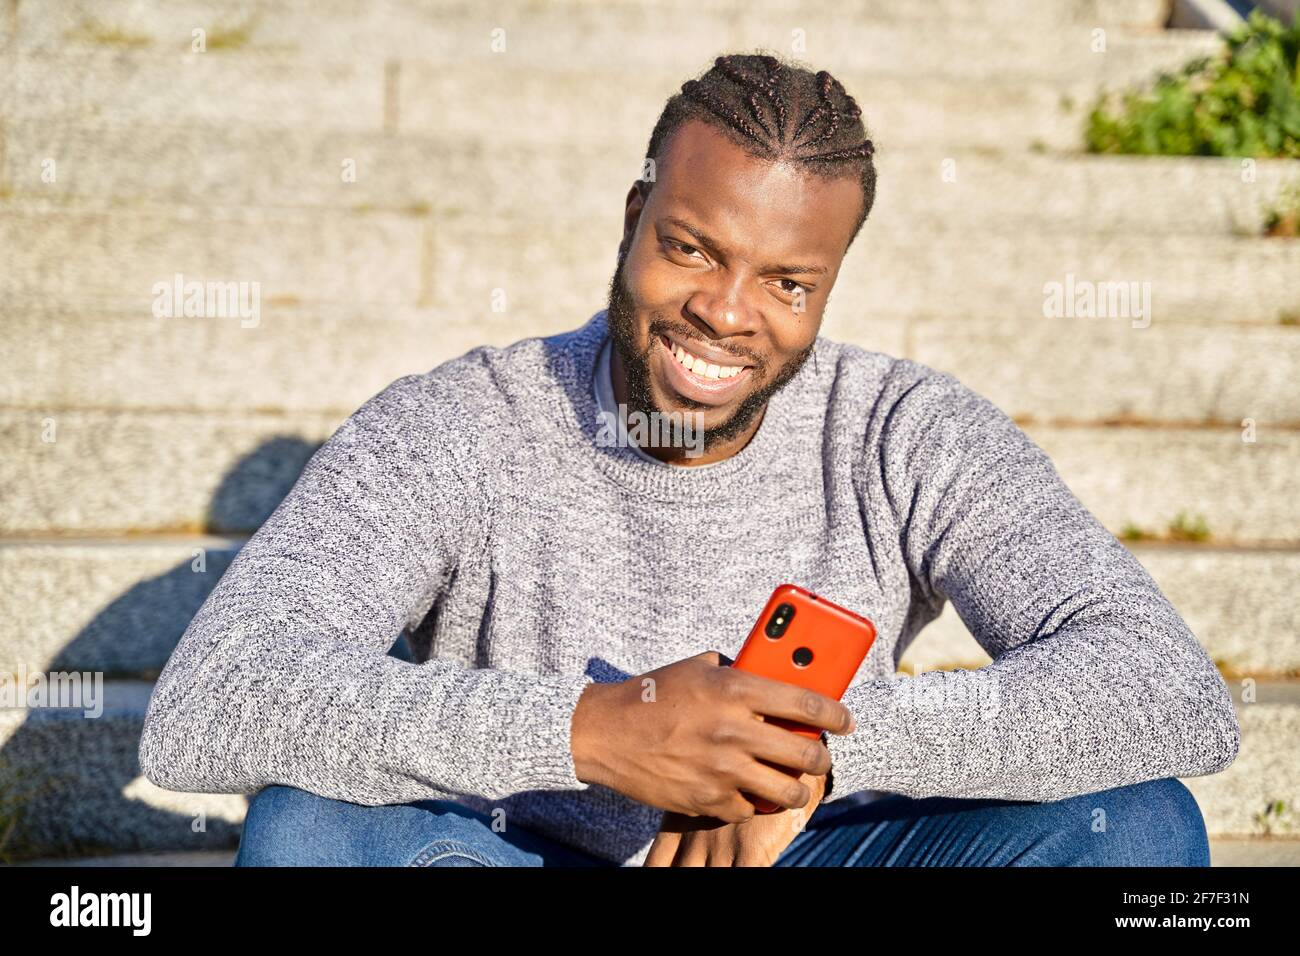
234, 776, 1210, 866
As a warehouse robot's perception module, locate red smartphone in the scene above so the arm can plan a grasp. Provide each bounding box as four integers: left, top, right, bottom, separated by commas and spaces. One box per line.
730, 583, 877, 813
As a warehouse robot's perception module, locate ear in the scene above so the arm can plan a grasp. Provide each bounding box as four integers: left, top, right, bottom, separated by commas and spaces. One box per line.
619, 182, 647, 259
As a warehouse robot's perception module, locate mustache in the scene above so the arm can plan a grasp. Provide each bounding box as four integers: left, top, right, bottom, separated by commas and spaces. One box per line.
647, 320, 764, 371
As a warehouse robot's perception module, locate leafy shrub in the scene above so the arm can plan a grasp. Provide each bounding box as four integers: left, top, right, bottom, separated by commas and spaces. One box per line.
1264, 179, 1300, 236
1085, 10, 1300, 157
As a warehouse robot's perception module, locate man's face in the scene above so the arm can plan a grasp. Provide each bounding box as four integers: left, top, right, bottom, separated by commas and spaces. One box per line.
605, 117, 863, 457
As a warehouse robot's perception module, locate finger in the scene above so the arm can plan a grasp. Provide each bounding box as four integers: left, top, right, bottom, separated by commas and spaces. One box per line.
732, 717, 834, 778
736, 845, 779, 867
644, 830, 680, 867
674, 835, 711, 867
711, 791, 762, 825
727, 757, 816, 813
729, 670, 856, 735
708, 828, 739, 867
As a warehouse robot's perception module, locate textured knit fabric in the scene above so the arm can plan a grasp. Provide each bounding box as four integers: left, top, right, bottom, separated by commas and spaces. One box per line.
138, 308, 1242, 867
592, 336, 663, 465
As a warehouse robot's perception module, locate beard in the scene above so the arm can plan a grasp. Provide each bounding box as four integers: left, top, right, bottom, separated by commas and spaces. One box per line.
603, 254, 815, 456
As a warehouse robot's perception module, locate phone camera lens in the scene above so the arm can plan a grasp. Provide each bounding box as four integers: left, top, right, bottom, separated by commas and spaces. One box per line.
792, 647, 813, 667
765, 602, 796, 639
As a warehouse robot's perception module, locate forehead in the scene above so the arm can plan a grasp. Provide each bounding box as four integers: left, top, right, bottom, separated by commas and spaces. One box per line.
650, 117, 861, 266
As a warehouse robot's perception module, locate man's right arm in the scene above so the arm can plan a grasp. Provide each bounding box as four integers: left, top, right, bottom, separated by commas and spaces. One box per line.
138, 371, 596, 806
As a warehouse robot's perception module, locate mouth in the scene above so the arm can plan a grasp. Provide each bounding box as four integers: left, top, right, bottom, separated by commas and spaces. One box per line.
656, 332, 754, 406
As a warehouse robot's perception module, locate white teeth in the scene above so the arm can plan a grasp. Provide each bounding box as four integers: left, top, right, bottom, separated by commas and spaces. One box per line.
666, 336, 745, 380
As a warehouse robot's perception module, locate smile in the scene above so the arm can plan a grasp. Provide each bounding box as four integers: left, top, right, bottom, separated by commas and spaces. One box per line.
663, 334, 747, 379
657, 333, 754, 405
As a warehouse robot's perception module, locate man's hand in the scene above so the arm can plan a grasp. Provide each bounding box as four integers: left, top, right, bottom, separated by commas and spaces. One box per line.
642, 769, 828, 866
570, 651, 854, 824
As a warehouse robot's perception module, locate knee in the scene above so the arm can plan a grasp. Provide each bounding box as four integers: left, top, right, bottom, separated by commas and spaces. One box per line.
235, 785, 508, 867
235, 784, 355, 866
1077, 777, 1210, 867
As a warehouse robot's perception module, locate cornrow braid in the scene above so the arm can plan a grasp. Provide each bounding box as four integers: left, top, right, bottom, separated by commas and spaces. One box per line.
711, 57, 778, 140
679, 77, 771, 150
640, 51, 878, 253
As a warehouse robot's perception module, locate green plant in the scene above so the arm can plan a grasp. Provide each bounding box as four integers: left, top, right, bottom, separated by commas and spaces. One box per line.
1120, 522, 1150, 541
1263, 180, 1300, 236
1254, 799, 1294, 835
1167, 512, 1211, 542
1086, 9, 1300, 157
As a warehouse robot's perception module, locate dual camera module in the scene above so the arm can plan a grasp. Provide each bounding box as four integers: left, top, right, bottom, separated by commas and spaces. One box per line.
764, 602, 813, 667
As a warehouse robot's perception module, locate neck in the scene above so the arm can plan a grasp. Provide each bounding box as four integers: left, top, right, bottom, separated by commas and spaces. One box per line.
609, 341, 766, 467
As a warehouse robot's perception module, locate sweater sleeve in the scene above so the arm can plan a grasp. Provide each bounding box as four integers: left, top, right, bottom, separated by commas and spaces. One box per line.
824, 359, 1241, 803
138, 371, 595, 805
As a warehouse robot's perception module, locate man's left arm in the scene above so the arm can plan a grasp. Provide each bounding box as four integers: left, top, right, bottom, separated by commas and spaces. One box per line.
823, 360, 1241, 804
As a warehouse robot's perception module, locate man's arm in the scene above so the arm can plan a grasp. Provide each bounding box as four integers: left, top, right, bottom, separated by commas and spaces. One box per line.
823, 359, 1241, 803
138, 370, 594, 805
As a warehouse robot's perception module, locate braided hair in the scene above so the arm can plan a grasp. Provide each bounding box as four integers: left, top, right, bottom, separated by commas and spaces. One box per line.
639, 52, 877, 253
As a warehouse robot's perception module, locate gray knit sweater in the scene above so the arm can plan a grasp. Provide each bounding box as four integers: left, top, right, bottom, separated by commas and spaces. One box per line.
138, 308, 1241, 866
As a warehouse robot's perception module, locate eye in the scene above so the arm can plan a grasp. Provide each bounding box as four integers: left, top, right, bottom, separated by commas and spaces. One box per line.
774, 278, 812, 296
664, 238, 705, 260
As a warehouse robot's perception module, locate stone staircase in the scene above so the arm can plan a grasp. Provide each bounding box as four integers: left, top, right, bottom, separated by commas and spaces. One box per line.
2, 0, 1297, 863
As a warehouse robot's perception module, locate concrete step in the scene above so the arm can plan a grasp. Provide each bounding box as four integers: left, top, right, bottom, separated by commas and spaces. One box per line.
0, 408, 341, 535
393, 61, 1088, 152
11, 303, 1297, 425
1025, 424, 1299, 546
6, 198, 1296, 323
13, 1, 1205, 78
828, 230, 1300, 327
6, 537, 1298, 679
18, 0, 1175, 38
868, 152, 1300, 239
0, 200, 426, 307
0, 301, 509, 416
8, 121, 1296, 238
3, 409, 1298, 540
1207, 838, 1300, 866
0, 49, 1186, 152
902, 546, 1300, 679
899, 316, 1300, 427
1186, 681, 1300, 841
0, 51, 386, 132
0, 535, 245, 677
12, 849, 237, 866
0, 680, 244, 860
0, 676, 1291, 858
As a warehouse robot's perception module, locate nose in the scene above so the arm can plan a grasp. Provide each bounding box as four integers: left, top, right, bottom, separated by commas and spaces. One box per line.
683, 272, 760, 339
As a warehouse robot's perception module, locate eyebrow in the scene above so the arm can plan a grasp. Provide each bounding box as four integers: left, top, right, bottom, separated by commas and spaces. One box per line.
658, 216, 829, 277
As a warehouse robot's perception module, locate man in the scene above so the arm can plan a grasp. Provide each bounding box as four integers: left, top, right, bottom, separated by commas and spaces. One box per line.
139, 53, 1240, 867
